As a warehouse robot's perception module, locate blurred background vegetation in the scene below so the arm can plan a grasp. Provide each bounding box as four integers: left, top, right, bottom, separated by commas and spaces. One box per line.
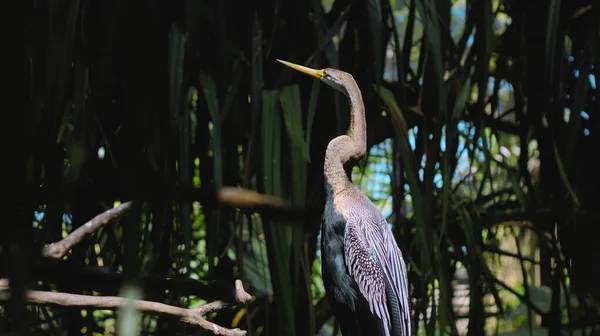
4, 0, 600, 335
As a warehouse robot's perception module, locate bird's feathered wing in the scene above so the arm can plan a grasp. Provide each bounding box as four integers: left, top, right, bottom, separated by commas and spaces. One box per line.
344, 215, 411, 336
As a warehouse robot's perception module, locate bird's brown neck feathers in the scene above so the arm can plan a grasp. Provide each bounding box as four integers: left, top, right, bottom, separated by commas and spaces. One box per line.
324, 78, 367, 196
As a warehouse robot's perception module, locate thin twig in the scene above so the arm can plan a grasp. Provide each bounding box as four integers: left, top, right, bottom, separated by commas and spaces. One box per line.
483, 245, 539, 264
42, 201, 133, 259
0, 279, 253, 336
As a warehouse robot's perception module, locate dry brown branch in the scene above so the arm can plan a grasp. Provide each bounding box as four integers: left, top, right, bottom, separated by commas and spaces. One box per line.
42, 201, 133, 259
218, 187, 286, 208
232, 279, 253, 303
215, 186, 307, 221
0, 279, 253, 336
34, 260, 245, 302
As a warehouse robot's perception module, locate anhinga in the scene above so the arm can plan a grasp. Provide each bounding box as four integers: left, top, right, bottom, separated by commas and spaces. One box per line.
277, 60, 412, 336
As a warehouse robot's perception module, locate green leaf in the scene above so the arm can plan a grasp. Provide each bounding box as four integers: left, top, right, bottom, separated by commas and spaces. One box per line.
279, 85, 310, 162
552, 141, 581, 207
261, 90, 296, 336
414, 0, 446, 116
374, 85, 422, 200
279, 85, 309, 289
261, 90, 280, 195
221, 59, 243, 121
242, 215, 273, 297
198, 72, 222, 187
374, 85, 431, 284
366, 0, 383, 83
452, 77, 471, 124
199, 72, 222, 272
306, 79, 321, 158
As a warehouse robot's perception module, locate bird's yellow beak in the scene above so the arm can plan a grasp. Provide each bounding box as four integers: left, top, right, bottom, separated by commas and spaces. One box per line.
277, 59, 325, 79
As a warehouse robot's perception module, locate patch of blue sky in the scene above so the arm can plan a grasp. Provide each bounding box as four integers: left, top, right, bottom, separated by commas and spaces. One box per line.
395, 14, 405, 24
440, 125, 446, 151
34, 210, 44, 222
581, 111, 589, 120
409, 126, 417, 149
434, 173, 443, 189
466, 33, 474, 47
32, 211, 72, 228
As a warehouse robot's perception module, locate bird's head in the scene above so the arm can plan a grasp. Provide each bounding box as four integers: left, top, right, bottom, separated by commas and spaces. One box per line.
277, 59, 352, 97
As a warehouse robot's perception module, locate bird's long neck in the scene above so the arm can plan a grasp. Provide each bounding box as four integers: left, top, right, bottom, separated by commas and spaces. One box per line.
324, 82, 367, 196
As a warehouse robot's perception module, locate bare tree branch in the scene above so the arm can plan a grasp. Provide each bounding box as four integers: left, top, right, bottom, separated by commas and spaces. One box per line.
483, 245, 540, 264
218, 187, 286, 208
0, 279, 253, 335
232, 279, 252, 303
42, 201, 133, 259
34, 260, 243, 302
214, 186, 306, 221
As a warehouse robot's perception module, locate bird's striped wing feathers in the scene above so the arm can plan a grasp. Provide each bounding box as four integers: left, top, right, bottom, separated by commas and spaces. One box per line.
344, 219, 392, 334
381, 218, 412, 335
344, 215, 411, 336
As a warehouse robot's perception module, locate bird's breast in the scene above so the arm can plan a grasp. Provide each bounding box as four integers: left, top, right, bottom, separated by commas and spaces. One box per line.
322, 195, 361, 310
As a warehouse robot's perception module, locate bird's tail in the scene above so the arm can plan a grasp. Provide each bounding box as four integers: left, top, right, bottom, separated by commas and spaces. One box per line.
385, 276, 408, 336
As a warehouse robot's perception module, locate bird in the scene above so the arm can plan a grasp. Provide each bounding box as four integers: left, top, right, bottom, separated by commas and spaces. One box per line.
277, 59, 412, 336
